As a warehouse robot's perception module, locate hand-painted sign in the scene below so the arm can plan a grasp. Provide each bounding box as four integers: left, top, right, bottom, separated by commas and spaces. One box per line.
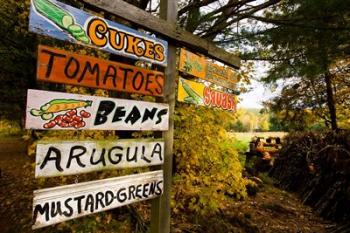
32, 170, 163, 229
29, 0, 168, 66
178, 48, 206, 79
35, 139, 164, 177
37, 45, 165, 96
178, 48, 239, 90
177, 77, 237, 112
25, 89, 169, 130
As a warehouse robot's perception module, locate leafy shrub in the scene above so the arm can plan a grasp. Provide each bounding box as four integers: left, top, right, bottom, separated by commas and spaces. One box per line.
172, 104, 249, 216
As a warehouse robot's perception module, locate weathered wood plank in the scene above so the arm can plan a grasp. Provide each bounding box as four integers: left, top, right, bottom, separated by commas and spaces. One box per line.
37, 45, 165, 96
29, 0, 168, 66
178, 48, 239, 90
25, 89, 169, 131
32, 170, 163, 229
35, 139, 164, 177
178, 77, 237, 112
80, 0, 241, 69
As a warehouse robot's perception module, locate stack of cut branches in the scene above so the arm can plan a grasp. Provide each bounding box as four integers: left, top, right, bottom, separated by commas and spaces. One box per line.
270, 131, 350, 232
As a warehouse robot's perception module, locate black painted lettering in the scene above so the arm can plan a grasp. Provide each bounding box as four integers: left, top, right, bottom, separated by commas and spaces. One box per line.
63, 198, 73, 217
64, 57, 80, 79
112, 106, 126, 122
105, 191, 114, 206
119, 67, 133, 89
94, 100, 116, 126
40, 146, 63, 172
151, 143, 163, 161
135, 184, 142, 198
33, 203, 50, 222
41, 49, 66, 78
90, 148, 106, 166
142, 183, 149, 198
116, 188, 127, 202
155, 180, 163, 195
144, 73, 154, 95
50, 201, 63, 218
108, 146, 123, 164
67, 146, 86, 169
103, 65, 117, 87
78, 61, 100, 85
141, 145, 151, 163
142, 108, 157, 123
128, 185, 136, 200
85, 194, 94, 213
126, 147, 137, 162
149, 181, 156, 195
95, 192, 105, 210
154, 74, 163, 95
125, 106, 141, 125
132, 71, 144, 91
156, 109, 168, 124
74, 195, 85, 214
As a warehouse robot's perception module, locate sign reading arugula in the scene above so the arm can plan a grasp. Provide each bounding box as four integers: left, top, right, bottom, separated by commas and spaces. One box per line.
29, 0, 168, 66
177, 77, 237, 112
37, 45, 165, 96
32, 170, 163, 229
25, 89, 169, 131
35, 139, 164, 177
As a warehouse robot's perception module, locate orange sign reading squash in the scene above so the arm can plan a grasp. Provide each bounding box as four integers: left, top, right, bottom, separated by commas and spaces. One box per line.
37, 45, 164, 96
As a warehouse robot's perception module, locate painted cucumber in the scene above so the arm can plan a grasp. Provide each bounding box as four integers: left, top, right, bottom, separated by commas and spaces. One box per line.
32, 0, 90, 43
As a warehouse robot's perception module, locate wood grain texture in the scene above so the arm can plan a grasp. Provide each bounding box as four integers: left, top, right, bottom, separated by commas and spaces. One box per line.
32, 170, 163, 229
35, 139, 164, 177
81, 0, 241, 69
37, 45, 165, 96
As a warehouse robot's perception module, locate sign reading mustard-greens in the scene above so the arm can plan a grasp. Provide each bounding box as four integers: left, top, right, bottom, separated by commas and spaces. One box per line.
25, 89, 169, 131
35, 139, 164, 177
29, 0, 168, 66
177, 77, 237, 112
32, 170, 163, 229
37, 45, 165, 96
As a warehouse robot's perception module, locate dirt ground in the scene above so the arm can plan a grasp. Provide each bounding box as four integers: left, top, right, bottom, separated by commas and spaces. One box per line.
0, 137, 336, 233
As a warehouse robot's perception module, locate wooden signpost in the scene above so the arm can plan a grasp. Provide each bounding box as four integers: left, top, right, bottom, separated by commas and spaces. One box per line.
178, 48, 239, 90
25, 89, 169, 131
178, 77, 237, 112
29, 0, 168, 66
32, 170, 163, 229
27, 0, 241, 232
37, 45, 165, 96
36, 139, 164, 177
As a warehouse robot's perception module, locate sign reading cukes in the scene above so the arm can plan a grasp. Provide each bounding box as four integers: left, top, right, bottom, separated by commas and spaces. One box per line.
29, 0, 168, 66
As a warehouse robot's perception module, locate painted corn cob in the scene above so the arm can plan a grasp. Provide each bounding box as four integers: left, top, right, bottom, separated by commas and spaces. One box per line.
33, 0, 90, 43
181, 79, 203, 105
30, 99, 92, 120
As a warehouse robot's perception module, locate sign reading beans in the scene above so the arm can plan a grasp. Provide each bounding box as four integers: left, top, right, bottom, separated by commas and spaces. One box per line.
32, 170, 163, 229
37, 45, 164, 96
25, 89, 169, 131
35, 139, 164, 177
29, 0, 168, 66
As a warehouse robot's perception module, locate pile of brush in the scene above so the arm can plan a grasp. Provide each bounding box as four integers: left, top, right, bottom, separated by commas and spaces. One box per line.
270, 130, 350, 232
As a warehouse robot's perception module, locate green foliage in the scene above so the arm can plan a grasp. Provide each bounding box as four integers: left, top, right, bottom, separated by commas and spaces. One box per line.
172, 104, 249, 216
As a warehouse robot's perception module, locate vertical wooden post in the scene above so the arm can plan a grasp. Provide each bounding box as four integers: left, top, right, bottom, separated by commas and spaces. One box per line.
150, 1, 177, 233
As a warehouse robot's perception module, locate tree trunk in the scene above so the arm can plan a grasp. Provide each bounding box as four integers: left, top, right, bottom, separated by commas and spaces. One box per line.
324, 71, 337, 130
